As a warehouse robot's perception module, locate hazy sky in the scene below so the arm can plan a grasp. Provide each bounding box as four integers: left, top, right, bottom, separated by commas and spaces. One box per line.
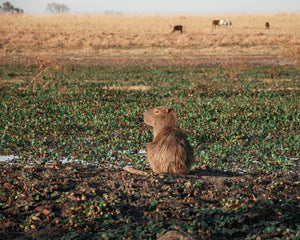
4, 0, 300, 14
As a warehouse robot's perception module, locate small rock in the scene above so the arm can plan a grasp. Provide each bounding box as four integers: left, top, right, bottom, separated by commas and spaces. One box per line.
158, 230, 195, 240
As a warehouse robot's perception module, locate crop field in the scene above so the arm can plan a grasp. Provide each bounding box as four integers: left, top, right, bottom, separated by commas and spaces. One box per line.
0, 14, 299, 240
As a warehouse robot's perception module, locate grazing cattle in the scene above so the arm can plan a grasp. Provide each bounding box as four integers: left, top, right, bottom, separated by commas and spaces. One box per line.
219, 19, 232, 27
265, 22, 270, 29
212, 20, 220, 27
172, 25, 183, 33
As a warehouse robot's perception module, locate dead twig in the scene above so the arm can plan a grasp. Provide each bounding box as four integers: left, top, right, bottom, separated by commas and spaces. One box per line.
123, 167, 148, 176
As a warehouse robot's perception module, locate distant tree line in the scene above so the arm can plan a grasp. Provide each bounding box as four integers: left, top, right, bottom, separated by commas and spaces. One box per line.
46, 2, 70, 13
0, 1, 23, 13
0, 1, 71, 14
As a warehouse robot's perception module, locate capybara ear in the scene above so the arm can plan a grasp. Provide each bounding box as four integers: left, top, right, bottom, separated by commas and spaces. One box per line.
166, 107, 173, 114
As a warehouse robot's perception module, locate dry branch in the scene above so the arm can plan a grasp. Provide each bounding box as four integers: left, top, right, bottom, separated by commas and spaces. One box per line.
123, 167, 148, 176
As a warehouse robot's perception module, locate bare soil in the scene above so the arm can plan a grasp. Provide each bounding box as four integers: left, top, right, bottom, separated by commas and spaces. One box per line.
0, 163, 299, 239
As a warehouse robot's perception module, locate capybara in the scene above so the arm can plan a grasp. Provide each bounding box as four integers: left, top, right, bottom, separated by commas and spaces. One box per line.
143, 106, 194, 174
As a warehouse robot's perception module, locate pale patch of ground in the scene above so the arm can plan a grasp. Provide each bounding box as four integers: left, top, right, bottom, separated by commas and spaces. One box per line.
103, 85, 151, 91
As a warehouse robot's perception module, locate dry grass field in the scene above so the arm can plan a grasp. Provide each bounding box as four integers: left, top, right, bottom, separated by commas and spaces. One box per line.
0, 13, 299, 61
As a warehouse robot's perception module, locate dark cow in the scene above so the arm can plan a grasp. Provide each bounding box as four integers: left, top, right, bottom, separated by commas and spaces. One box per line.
212, 20, 220, 27
265, 22, 270, 29
172, 25, 183, 33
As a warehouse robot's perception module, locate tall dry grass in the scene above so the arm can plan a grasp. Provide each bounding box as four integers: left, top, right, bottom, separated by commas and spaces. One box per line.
0, 13, 299, 59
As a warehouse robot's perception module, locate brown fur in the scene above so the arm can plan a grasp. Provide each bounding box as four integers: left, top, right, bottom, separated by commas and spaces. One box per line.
143, 106, 194, 175
265, 22, 270, 29
212, 19, 220, 27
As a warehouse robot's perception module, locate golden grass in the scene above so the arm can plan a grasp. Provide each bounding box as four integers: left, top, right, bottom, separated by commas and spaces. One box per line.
0, 13, 299, 60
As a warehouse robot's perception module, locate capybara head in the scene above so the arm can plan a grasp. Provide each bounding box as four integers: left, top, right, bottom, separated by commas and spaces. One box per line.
144, 106, 177, 129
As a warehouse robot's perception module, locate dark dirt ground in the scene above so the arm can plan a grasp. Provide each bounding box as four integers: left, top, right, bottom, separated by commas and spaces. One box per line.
0, 162, 299, 239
